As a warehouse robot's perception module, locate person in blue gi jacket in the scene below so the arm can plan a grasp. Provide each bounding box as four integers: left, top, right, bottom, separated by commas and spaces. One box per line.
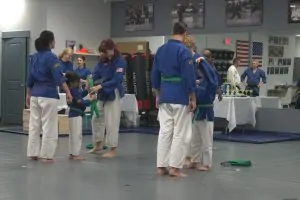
203, 49, 223, 101
26, 30, 72, 163
241, 59, 266, 96
74, 56, 91, 88
58, 48, 74, 74
65, 72, 96, 161
151, 22, 197, 178
89, 39, 126, 158
182, 38, 218, 171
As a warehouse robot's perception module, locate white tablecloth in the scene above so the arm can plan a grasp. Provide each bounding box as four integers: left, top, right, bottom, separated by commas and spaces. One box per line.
214, 97, 260, 132
214, 96, 282, 132
58, 93, 139, 124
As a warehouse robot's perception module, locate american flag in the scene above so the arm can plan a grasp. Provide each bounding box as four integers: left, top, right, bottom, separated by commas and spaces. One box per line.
236, 40, 263, 67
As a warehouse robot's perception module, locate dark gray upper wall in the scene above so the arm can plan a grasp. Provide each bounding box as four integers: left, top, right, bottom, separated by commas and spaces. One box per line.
111, 0, 300, 37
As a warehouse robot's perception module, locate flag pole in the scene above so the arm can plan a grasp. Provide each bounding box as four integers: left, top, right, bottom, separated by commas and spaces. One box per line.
248, 31, 252, 67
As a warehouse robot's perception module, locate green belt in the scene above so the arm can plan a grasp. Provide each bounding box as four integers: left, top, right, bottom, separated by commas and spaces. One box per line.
161, 76, 182, 82
192, 104, 213, 124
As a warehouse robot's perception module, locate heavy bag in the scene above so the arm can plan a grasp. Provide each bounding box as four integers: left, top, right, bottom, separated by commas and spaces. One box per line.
131, 53, 149, 110
122, 53, 134, 94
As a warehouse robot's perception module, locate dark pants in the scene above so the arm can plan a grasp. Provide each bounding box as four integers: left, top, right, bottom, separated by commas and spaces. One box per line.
295, 94, 300, 109
246, 85, 259, 97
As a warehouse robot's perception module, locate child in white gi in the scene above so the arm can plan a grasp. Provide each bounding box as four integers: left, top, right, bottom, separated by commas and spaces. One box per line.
65, 72, 96, 160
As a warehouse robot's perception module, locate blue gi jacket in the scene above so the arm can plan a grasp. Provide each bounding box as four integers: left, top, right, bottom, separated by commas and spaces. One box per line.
26, 50, 66, 99
92, 56, 126, 102
151, 39, 196, 105
75, 67, 91, 80
68, 88, 90, 118
59, 59, 74, 73
193, 55, 218, 122
241, 68, 266, 86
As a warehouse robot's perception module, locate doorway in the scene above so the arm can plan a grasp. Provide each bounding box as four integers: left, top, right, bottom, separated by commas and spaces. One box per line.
1, 31, 30, 125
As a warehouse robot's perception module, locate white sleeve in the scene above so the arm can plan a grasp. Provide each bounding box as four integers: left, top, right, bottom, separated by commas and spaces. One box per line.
235, 68, 241, 84
227, 66, 234, 85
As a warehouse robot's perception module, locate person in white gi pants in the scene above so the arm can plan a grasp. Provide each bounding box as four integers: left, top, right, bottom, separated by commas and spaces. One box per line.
187, 50, 219, 171
65, 72, 96, 160
89, 39, 126, 158
151, 22, 197, 177
26, 30, 72, 163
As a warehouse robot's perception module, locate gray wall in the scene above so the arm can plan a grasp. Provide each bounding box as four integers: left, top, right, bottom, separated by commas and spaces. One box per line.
111, 0, 299, 37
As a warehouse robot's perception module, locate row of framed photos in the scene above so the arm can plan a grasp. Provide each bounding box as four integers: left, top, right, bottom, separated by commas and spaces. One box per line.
267, 67, 289, 75
125, 0, 300, 32
268, 36, 289, 46
268, 57, 292, 66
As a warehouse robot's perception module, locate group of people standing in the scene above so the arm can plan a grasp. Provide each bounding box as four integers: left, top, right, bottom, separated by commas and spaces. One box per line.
151, 22, 222, 177
26, 30, 125, 162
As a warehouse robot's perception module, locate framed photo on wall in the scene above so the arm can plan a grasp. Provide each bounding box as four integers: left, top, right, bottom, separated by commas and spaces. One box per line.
225, 0, 263, 27
171, 0, 205, 29
125, 2, 154, 32
288, 0, 300, 23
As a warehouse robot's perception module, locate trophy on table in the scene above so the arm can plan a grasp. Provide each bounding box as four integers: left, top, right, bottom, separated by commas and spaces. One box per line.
250, 90, 253, 96
226, 84, 230, 96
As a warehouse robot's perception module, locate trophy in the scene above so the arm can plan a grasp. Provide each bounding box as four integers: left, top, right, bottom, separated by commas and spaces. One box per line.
250, 90, 253, 96
226, 84, 230, 96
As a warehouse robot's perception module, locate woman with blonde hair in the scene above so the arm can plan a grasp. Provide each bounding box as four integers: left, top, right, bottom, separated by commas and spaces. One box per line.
59, 48, 74, 73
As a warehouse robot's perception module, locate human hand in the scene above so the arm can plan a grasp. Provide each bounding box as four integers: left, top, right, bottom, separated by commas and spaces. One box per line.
26, 95, 31, 108
155, 97, 159, 109
218, 94, 223, 102
195, 57, 205, 63
90, 85, 101, 93
189, 99, 196, 112
66, 92, 73, 104
258, 82, 263, 87
88, 94, 97, 101
81, 79, 87, 85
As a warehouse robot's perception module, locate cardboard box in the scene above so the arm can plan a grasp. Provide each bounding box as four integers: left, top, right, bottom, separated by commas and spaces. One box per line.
58, 114, 70, 135
116, 41, 149, 54
23, 109, 30, 133
22, 109, 70, 135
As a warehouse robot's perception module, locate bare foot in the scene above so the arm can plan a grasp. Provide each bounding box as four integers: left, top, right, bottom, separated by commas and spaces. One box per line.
102, 151, 116, 158
88, 142, 102, 154
70, 155, 85, 161
41, 159, 54, 163
157, 167, 169, 175
29, 156, 39, 161
169, 168, 187, 178
184, 162, 197, 169
197, 165, 210, 171
183, 157, 191, 168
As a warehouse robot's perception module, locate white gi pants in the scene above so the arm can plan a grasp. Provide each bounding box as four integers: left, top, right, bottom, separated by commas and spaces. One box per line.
92, 90, 121, 147
27, 97, 58, 159
188, 120, 214, 167
69, 116, 83, 156
157, 103, 192, 169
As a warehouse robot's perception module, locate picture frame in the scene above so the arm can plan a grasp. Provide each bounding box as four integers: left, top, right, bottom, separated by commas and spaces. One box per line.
125, 2, 154, 32
225, 0, 263, 27
288, 0, 300, 23
270, 67, 274, 75
284, 67, 289, 74
171, 0, 205, 29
